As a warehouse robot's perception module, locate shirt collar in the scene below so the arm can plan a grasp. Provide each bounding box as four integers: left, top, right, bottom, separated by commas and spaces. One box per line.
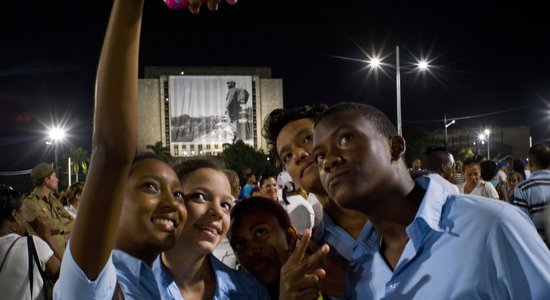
412, 174, 455, 233
531, 169, 550, 177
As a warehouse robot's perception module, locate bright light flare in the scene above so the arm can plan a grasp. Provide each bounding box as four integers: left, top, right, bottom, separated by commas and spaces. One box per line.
484, 129, 491, 136
417, 59, 429, 71
49, 127, 66, 142
478, 133, 486, 141
368, 56, 382, 69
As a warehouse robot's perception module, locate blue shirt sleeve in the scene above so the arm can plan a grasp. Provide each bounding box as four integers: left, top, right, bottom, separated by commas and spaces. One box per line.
53, 244, 117, 300
483, 205, 550, 299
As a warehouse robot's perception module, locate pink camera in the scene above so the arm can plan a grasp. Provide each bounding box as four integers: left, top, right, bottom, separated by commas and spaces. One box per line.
163, 0, 190, 10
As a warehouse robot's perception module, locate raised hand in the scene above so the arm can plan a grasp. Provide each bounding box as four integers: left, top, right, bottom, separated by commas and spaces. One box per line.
163, 0, 237, 14
308, 239, 348, 297
279, 229, 330, 300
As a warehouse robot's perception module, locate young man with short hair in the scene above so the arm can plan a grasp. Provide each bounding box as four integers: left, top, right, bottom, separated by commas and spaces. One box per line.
263, 104, 368, 298
312, 102, 550, 299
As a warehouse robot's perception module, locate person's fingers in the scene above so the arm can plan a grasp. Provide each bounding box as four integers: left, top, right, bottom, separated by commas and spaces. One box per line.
300, 243, 329, 271
308, 238, 321, 253
287, 229, 311, 265
313, 268, 326, 280
288, 283, 321, 300
207, 0, 220, 10
188, 0, 201, 14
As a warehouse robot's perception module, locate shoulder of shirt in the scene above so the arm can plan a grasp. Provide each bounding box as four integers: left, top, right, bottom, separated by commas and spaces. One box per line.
26, 190, 41, 200
209, 255, 266, 292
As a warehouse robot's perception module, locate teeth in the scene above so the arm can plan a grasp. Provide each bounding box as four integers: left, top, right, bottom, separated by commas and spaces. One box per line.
196, 225, 218, 234
152, 218, 175, 228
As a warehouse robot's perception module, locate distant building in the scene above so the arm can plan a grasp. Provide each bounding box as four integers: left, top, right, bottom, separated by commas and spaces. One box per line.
434, 126, 531, 159
137, 66, 283, 157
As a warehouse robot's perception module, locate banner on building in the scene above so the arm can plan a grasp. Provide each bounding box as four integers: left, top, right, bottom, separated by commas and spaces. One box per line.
169, 75, 253, 145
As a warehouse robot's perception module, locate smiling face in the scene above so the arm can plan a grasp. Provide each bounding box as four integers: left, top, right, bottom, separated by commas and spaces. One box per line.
260, 177, 279, 201
313, 110, 397, 212
118, 159, 187, 254
178, 168, 234, 255
229, 210, 293, 285
276, 118, 325, 194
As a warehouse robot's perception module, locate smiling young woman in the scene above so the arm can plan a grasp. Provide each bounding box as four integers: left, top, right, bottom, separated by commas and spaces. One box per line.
158, 159, 270, 300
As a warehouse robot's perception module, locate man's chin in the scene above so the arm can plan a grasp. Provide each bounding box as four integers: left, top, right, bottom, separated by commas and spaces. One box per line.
302, 179, 326, 196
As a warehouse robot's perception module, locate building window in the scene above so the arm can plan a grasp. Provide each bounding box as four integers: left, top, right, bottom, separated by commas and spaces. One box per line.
252, 80, 257, 148
163, 80, 171, 144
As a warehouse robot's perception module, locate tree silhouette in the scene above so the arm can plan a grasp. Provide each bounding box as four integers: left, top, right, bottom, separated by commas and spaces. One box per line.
146, 141, 172, 161
220, 140, 280, 181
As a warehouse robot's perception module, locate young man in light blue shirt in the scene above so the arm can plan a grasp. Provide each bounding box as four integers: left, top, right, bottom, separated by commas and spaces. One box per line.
313, 102, 550, 299
262, 105, 369, 298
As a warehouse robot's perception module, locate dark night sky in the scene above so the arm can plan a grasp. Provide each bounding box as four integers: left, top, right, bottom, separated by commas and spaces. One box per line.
1, 0, 550, 170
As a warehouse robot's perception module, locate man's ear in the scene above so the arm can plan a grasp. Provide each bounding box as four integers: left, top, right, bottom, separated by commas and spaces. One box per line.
390, 135, 406, 161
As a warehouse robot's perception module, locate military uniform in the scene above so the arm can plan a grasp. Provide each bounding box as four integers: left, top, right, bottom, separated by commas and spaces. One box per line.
25, 188, 74, 254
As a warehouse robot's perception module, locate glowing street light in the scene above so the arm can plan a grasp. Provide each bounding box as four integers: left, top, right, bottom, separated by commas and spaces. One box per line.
444, 114, 456, 147
367, 46, 431, 135
47, 126, 66, 179
477, 129, 491, 159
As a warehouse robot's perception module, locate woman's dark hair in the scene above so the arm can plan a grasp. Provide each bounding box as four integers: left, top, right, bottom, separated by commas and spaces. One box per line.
479, 160, 498, 181
0, 185, 22, 220
512, 158, 527, 180
129, 152, 168, 176
230, 196, 297, 248
462, 157, 480, 172
63, 181, 85, 206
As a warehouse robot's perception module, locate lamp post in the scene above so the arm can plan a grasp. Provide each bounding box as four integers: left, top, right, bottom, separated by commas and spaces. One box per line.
396, 46, 402, 135
48, 127, 66, 176
367, 45, 430, 136
478, 130, 491, 159
444, 114, 456, 147
484, 129, 491, 159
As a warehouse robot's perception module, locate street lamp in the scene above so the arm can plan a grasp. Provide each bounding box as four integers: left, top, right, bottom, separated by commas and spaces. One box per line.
47, 126, 66, 176
478, 130, 491, 159
367, 45, 431, 136
444, 114, 456, 147
484, 129, 491, 159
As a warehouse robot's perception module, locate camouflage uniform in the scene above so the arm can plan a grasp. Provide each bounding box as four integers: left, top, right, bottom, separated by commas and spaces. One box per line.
25, 188, 74, 254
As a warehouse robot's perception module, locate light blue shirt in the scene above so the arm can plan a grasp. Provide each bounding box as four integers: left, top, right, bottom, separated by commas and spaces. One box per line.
311, 209, 357, 264
153, 254, 271, 300
312, 208, 359, 300
346, 174, 550, 299
54, 247, 161, 300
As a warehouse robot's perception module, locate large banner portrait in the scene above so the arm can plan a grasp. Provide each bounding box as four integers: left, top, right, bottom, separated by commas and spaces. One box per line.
170, 75, 253, 145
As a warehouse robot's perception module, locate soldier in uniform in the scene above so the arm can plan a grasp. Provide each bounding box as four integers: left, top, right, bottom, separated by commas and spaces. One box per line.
25, 162, 74, 254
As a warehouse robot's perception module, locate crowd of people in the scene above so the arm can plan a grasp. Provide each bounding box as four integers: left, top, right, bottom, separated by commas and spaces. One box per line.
1, 0, 550, 299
